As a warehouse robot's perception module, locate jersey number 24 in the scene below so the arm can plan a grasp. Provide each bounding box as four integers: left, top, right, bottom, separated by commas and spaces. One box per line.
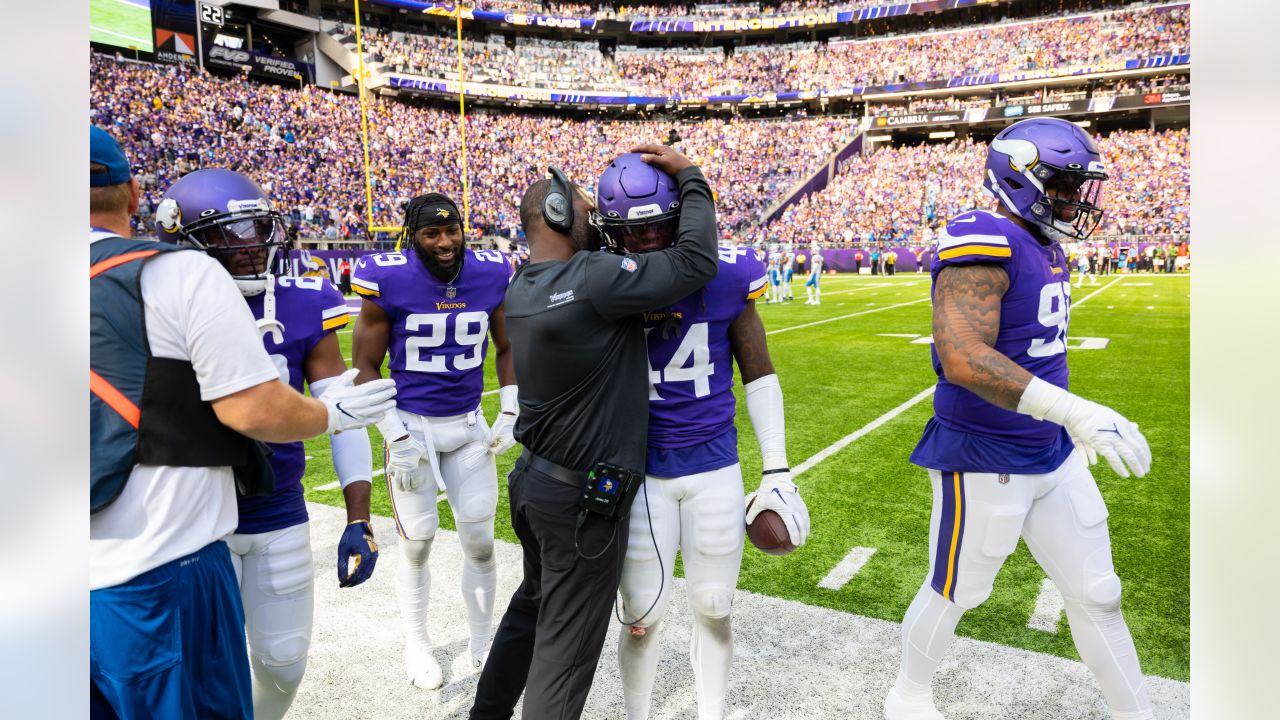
646, 322, 715, 400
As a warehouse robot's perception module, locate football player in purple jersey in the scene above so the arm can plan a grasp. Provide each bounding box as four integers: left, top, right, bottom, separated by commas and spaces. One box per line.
885, 118, 1154, 720
156, 169, 380, 720
594, 154, 812, 720
351, 193, 517, 690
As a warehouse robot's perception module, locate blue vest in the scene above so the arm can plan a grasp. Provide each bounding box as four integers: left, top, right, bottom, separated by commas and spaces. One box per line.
90, 235, 254, 514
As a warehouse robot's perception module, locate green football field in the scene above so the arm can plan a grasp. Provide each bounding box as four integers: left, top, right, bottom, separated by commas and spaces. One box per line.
90, 0, 154, 53
301, 271, 1190, 682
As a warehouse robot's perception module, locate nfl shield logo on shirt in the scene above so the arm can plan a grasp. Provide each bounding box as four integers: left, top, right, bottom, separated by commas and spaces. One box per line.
446, 286, 457, 299
620, 257, 638, 273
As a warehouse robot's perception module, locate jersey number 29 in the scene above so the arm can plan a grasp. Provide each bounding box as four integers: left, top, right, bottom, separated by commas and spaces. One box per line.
404, 311, 489, 372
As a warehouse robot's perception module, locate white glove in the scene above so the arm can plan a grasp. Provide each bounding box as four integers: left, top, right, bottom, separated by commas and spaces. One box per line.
385, 433, 426, 492
744, 471, 811, 548
321, 369, 397, 436
487, 413, 517, 455
1018, 377, 1151, 478
487, 385, 519, 455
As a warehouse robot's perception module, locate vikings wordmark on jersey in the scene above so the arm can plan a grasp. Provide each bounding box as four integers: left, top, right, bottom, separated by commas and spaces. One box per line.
351, 249, 512, 416
643, 246, 768, 468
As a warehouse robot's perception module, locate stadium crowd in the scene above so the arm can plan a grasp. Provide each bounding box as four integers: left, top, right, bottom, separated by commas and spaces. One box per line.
618, 3, 1187, 94
480, 2, 905, 20
353, 3, 1186, 97
90, 55, 854, 240
756, 127, 1190, 248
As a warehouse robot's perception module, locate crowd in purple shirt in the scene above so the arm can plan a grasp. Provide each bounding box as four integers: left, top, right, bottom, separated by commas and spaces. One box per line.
91, 55, 853, 239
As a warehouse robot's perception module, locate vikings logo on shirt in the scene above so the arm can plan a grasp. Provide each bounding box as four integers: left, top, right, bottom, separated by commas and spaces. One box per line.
351, 248, 512, 417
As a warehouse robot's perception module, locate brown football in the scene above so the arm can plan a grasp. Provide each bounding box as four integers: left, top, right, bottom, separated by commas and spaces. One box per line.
746, 497, 796, 556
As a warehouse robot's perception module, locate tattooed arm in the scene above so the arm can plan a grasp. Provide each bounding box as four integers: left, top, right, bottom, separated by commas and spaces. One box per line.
932, 264, 1033, 411
728, 300, 775, 383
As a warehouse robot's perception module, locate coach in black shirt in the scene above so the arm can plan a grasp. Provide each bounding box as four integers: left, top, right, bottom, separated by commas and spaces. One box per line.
471, 144, 718, 720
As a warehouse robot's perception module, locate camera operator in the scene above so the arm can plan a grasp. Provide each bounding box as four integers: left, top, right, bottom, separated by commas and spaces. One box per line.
469, 144, 719, 720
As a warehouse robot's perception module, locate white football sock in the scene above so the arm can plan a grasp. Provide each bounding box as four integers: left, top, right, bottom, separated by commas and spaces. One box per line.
899, 582, 966, 688
620, 620, 663, 720
457, 519, 497, 657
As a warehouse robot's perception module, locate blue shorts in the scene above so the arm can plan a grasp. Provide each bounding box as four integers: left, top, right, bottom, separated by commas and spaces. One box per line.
91, 541, 251, 720
806, 273, 820, 287
785, 270, 793, 281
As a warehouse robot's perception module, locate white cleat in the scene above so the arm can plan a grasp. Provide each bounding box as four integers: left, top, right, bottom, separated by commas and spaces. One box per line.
405, 641, 444, 690
469, 648, 490, 671
884, 686, 946, 720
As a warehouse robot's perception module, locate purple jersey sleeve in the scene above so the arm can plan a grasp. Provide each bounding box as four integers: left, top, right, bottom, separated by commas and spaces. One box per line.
645, 248, 756, 451
912, 210, 1074, 473
238, 276, 344, 534
368, 249, 510, 417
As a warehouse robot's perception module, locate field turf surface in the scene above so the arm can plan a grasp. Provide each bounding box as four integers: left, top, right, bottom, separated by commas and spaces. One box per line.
301, 271, 1190, 681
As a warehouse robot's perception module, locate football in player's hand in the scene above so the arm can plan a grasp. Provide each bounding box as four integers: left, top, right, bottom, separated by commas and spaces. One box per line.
746, 498, 796, 556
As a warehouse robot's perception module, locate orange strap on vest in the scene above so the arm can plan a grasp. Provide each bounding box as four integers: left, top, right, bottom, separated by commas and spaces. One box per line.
89, 249, 157, 427
90, 250, 158, 279
90, 369, 141, 428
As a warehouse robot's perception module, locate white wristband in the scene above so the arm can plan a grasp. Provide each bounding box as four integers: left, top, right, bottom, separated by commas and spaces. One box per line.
499, 384, 519, 416
1016, 376, 1071, 423
375, 407, 409, 442
744, 374, 788, 471
330, 427, 373, 489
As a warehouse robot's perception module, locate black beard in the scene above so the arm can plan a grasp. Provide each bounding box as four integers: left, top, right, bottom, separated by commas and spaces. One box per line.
413, 240, 463, 281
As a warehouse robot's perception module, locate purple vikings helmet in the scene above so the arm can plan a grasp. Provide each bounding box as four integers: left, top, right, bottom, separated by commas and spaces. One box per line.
593, 152, 681, 254
156, 168, 290, 295
982, 117, 1108, 242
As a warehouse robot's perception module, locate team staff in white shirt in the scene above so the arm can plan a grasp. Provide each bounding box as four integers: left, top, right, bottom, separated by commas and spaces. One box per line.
88, 126, 397, 720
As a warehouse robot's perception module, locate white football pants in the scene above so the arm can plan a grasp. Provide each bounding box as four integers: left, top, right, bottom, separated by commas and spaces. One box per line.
386, 408, 498, 658
896, 451, 1153, 718
226, 522, 314, 720
618, 464, 745, 720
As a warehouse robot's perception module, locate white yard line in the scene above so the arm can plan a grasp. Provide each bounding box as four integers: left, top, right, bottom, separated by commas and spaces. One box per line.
817, 547, 878, 591
767, 298, 930, 336
90, 26, 151, 45
314, 481, 341, 491
1071, 276, 1124, 309
1027, 578, 1066, 633
792, 386, 936, 478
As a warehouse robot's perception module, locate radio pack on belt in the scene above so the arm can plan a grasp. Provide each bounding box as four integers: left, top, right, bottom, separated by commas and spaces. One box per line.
579, 461, 640, 518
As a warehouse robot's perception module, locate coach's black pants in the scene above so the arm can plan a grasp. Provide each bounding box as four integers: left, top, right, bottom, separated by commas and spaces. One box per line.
470, 455, 630, 720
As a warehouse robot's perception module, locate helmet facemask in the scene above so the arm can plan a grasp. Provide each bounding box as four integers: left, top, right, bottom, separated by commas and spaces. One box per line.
1026, 165, 1106, 241
593, 211, 679, 255
180, 208, 291, 296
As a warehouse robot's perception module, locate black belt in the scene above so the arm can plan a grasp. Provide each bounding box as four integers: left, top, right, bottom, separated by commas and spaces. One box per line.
518, 449, 588, 488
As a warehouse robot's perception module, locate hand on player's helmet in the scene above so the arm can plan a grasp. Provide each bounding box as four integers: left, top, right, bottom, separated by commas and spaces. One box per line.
337, 519, 379, 588
630, 143, 694, 175
745, 472, 811, 548
487, 413, 517, 456
322, 368, 397, 435
386, 433, 426, 492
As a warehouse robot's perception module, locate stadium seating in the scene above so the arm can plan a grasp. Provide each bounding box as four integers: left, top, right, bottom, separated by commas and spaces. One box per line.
90, 55, 854, 239
757, 127, 1190, 248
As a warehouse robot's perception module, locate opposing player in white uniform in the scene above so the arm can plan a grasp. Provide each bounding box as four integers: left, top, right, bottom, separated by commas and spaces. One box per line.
156, 169, 381, 720
352, 193, 517, 690
592, 154, 812, 720
766, 249, 782, 304
781, 248, 795, 301
805, 246, 825, 305
886, 118, 1154, 719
